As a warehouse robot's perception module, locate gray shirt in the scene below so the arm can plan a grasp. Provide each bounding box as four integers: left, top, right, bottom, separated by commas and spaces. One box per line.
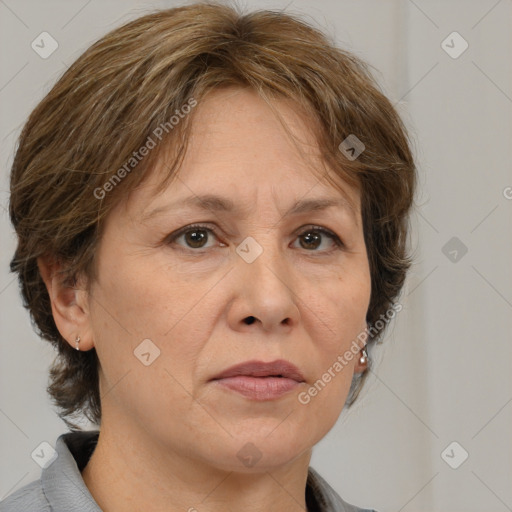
0, 431, 376, 512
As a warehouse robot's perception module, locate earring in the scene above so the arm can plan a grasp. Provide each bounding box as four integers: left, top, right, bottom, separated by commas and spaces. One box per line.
359, 346, 368, 365
75, 335, 81, 351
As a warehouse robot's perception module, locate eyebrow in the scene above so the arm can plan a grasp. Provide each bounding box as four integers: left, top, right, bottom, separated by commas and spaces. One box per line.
142, 194, 358, 225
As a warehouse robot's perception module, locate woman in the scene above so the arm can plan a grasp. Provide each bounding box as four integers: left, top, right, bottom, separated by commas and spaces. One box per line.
1, 2, 415, 511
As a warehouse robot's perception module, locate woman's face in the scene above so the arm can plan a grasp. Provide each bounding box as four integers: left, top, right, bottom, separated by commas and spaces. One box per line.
84, 87, 371, 471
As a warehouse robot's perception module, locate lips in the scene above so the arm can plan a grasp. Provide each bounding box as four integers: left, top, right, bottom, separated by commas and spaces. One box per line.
210, 359, 305, 382
210, 359, 306, 401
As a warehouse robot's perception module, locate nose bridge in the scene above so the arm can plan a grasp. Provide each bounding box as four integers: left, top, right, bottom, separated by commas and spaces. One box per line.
233, 229, 300, 327
222, 187, 311, 332
238, 228, 287, 284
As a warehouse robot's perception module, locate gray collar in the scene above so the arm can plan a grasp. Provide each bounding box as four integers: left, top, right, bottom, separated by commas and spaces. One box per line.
39, 430, 371, 512
41, 431, 102, 512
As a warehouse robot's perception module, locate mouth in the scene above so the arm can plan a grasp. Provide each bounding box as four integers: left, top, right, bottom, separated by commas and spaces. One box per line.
210, 359, 305, 401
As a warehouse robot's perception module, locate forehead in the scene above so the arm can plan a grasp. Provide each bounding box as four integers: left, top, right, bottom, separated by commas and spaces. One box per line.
131, 87, 360, 222
184, 87, 326, 172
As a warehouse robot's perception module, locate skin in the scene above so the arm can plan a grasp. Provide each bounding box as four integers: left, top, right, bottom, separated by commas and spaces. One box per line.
39, 87, 371, 512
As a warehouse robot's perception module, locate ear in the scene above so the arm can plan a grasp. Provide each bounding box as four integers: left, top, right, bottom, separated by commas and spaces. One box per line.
37, 256, 94, 351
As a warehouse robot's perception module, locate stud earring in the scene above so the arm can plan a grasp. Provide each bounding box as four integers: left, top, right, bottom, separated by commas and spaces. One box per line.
75, 335, 81, 351
359, 346, 368, 365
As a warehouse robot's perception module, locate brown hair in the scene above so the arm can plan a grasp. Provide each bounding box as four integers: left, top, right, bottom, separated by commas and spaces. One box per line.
9, 1, 416, 430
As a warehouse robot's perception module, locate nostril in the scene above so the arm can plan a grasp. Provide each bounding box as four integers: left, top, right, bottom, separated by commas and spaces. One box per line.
244, 316, 256, 325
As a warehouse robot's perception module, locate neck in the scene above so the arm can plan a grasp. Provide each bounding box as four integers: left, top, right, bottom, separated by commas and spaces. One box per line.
81, 412, 312, 512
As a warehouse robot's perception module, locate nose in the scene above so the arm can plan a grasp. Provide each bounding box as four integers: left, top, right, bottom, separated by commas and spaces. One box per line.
226, 239, 301, 333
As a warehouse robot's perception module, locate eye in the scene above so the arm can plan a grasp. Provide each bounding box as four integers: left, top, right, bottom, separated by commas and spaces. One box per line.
167, 224, 219, 250
293, 225, 343, 252
166, 223, 344, 252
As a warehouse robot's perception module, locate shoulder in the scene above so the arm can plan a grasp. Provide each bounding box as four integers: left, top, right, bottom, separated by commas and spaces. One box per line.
0, 479, 50, 512
0, 430, 101, 512
307, 466, 378, 512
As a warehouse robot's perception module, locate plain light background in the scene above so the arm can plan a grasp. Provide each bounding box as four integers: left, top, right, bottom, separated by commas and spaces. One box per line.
1, 1, 511, 511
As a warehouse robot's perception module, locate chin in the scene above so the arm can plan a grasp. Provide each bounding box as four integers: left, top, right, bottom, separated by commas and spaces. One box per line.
202, 430, 313, 473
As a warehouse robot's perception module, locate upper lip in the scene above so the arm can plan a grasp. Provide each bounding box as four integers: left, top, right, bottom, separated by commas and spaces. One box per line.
211, 359, 305, 382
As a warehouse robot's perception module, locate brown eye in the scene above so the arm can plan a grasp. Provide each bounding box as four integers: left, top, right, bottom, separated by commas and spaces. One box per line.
299, 230, 322, 250
168, 224, 217, 250
183, 228, 209, 248
295, 226, 343, 252
167, 224, 343, 253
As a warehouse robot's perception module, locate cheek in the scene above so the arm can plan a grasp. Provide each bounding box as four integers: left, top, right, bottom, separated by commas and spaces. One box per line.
309, 265, 371, 344
88, 253, 215, 388
299, 263, 370, 408
87, 263, 210, 428
91, 253, 195, 336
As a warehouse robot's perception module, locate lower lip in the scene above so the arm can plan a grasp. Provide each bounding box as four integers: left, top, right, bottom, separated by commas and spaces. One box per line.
212, 376, 302, 400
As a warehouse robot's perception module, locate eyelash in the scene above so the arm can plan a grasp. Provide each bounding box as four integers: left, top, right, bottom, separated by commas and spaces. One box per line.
166, 223, 344, 253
